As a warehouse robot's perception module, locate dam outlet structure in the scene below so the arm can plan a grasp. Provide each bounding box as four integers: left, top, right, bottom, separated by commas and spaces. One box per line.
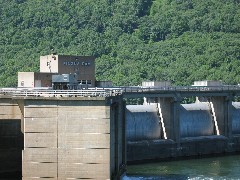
1, 85, 240, 178
124, 90, 240, 163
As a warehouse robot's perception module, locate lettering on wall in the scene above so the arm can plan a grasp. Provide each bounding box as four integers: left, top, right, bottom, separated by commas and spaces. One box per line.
63, 62, 91, 66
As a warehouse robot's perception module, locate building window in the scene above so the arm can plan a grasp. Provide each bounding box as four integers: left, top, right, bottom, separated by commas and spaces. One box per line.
87, 80, 92, 85
78, 80, 92, 85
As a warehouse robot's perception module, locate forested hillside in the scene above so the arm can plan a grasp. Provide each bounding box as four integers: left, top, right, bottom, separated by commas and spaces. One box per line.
0, 0, 239, 87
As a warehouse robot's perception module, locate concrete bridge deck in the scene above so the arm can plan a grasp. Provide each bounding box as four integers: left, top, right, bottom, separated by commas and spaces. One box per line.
1, 85, 240, 98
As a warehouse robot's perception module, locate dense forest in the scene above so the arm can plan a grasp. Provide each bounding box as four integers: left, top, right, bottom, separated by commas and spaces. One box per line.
0, 0, 239, 87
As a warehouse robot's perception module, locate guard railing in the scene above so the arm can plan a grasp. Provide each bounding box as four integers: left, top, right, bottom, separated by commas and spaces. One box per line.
1, 86, 240, 97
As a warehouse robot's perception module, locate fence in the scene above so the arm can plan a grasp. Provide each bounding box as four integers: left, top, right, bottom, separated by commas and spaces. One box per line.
1, 85, 240, 97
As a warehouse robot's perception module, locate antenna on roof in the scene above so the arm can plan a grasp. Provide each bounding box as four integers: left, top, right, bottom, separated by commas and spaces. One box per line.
51, 47, 56, 55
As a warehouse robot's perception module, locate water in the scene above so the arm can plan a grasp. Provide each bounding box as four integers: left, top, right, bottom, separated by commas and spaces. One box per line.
125, 154, 240, 180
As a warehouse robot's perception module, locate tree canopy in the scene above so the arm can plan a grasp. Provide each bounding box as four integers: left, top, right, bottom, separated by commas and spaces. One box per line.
0, 0, 239, 87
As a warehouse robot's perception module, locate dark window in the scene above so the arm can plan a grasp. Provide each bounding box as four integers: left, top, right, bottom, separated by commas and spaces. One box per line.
87, 80, 92, 85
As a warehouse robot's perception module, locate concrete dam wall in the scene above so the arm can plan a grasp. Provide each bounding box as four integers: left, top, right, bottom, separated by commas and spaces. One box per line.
0, 95, 125, 179
20, 97, 125, 179
1, 89, 240, 178
126, 97, 240, 162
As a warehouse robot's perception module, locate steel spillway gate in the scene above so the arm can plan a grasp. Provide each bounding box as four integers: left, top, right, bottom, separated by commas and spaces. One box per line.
126, 105, 161, 141
179, 103, 214, 138
125, 102, 216, 141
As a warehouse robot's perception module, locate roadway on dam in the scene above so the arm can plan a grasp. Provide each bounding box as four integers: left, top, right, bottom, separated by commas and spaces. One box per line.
2, 85, 240, 98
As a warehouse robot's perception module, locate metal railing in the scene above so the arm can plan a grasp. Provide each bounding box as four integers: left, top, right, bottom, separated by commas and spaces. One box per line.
0, 88, 117, 97
120, 85, 240, 93
1, 85, 240, 97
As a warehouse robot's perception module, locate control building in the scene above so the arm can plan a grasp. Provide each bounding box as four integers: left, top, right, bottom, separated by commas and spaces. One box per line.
18, 54, 96, 89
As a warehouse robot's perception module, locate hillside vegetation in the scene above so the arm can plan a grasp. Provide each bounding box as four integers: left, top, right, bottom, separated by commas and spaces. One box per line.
0, 0, 239, 87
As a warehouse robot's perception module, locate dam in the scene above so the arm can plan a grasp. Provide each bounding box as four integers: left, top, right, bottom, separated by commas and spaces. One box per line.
0, 92, 125, 179
1, 85, 240, 179
124, 86, 240, 163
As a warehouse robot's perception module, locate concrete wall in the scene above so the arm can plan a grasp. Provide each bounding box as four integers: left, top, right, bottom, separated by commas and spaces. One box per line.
18, 72, 35, 88
19, 96, 124, 179
210, 96, 231, 137
193, 80, 222, 86
0, 97, 22, 178
18, 72, 54, 88
40, 55, 59, 73
127, 136, 228, 162
142, 81, 171, 87
158, 98, 172, 140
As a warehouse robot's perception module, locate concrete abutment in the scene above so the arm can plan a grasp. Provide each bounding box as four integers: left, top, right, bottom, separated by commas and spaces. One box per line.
0, 96, 125, 179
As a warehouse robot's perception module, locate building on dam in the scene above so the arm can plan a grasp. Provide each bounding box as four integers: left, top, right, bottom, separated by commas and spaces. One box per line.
17, 54, 110, 89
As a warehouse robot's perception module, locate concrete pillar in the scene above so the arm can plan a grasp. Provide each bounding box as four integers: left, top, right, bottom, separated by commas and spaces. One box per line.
173, 96, 181, 146
226, 95, 233, 139
158, 98, 172, 139
210, 95, 232, 138
109, 95, 126, 179
158, 96, 180, 144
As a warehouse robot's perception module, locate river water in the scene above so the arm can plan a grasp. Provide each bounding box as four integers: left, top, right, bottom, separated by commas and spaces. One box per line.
125, 154, 240, 180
